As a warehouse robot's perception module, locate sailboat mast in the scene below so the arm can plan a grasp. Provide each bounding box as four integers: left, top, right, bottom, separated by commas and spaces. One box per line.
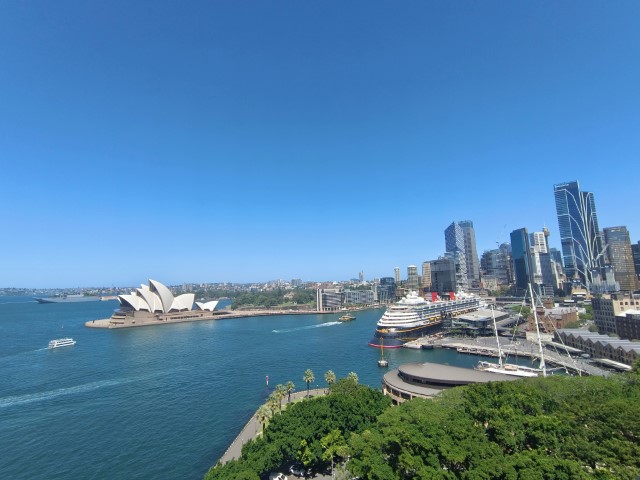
491, 305, 503, 368
528, 283, 547, 377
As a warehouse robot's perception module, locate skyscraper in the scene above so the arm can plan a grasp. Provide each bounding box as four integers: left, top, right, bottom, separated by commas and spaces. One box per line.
553, 181, 605, 289
407, 265, 419, 290
510, 227, 534, 293
421, 261, 432, 289
632, 242, 640, 283
444, 222, 468, 290
459, 220, 480, 287
603, 226, 638, 292
394, 267, 400, 285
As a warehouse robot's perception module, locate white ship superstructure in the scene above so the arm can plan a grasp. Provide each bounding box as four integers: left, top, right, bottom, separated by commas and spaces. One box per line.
369, 291, 481, 348
48, 338, 76, 349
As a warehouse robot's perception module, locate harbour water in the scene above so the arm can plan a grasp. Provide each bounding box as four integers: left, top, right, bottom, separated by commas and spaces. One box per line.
1, 297, 502, 479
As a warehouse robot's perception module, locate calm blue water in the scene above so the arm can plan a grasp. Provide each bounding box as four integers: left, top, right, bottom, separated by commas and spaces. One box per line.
0, 297, 487, 480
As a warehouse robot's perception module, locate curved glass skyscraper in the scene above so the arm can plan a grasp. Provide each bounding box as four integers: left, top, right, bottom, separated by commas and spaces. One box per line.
553, 181, 604, 289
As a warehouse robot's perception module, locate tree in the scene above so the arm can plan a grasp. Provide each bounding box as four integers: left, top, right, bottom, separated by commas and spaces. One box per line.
346, 371, 359, 384
255, 405, 271, 433
274, 384, 286, 412
286, 380, 295, 403
324, 370, 336, 388
321, 429, 349, 479
267, 394, 279, 416
303, 369, 315, 398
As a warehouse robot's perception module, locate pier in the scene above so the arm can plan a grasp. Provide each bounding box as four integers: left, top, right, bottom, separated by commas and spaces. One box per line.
405, 336, 612, 377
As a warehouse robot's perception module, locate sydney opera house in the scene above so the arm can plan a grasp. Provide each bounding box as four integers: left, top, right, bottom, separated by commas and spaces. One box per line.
107, 279, 222, 327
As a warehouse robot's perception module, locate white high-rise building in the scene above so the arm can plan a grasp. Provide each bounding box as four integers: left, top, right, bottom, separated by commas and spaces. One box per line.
407, 265, 419, 290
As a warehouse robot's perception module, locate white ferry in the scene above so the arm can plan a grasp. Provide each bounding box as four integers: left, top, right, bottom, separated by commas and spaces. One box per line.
48, 338, 76, 349
368, 291, 481, 348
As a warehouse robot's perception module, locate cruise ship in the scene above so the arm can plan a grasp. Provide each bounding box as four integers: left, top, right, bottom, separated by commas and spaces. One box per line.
368, 291, 482, 348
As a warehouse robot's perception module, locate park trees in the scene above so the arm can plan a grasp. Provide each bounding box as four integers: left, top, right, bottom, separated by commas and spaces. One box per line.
324, 370, 336, 388
274, 384, 286, 412
255, 405, 272, 433
303, 368, 314, 397
285, 380, 295, 403
207, 372, 640, 480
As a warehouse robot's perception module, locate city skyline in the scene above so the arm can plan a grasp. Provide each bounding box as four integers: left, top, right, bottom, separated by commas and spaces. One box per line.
1, 2, 639, 288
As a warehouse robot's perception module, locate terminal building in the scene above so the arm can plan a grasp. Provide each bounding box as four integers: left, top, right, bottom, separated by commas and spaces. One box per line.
381, 362, 518, 404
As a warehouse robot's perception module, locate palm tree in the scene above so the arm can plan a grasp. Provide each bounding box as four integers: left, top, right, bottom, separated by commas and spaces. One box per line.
274, 384, 286, 412
286, 380, 295, 403
347, 371, 359, 384
256, 404, 271, 432
267, 393, 279, 416
303, 368, 315, 398
324, 370, 336, 389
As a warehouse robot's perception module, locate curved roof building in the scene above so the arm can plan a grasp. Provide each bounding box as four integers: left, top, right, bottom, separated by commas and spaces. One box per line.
118, 279, 195, 313
195, 300, 219, 311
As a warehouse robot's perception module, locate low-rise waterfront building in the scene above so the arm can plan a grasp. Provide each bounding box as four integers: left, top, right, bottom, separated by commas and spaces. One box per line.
448, 309, 510, 337
592, 292, 640, 334
554, 329, 640, 366
316, 288, 343, 312
615, 310, 640, 341
382, 362, 518, 405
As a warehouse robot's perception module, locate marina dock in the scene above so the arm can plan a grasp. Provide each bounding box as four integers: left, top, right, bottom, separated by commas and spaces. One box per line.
405, 336, 611, 377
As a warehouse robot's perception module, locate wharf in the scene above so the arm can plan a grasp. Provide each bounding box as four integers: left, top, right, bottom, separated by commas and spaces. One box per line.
406, 336, 611, 377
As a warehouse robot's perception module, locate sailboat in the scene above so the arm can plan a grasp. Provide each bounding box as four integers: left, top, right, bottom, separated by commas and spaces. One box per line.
378, 337, 389, 367
476, 284, 546, 378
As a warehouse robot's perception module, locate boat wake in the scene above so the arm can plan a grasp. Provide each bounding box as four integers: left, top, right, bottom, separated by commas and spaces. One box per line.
0, 370, 176, 409
272, 321, 341, 333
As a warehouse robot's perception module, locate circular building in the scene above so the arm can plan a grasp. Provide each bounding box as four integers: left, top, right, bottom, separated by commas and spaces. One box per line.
382, 362, 519, 404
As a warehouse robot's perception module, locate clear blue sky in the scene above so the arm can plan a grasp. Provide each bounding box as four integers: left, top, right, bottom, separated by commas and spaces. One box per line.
1, 1, 639, 288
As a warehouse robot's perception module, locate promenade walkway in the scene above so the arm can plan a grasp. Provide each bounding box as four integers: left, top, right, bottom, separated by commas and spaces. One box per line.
218, 388, 327, 465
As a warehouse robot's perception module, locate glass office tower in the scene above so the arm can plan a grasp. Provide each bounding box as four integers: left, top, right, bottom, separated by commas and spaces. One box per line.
510, 228, 534, 293
553, 181, 604, 289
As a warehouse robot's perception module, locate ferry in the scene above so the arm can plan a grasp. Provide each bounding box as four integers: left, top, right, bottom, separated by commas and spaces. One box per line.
368, 291, 481, 348
48, 338, 76, 349
338, 313, 355, 322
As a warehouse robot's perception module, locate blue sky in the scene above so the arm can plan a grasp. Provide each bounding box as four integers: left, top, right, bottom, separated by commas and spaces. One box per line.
1, 1, 639, 288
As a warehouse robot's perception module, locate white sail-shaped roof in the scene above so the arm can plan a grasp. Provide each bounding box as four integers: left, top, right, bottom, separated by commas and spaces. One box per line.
171, 293, 195, 312
136, 286, 164, 313
195, 300, 219, 311
149, 279, 175, 313
118, 293, 151, 311
117, 279, 196, 314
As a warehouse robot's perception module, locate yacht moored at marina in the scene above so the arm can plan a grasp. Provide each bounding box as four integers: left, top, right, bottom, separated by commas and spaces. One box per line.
48, 338, 76, 349
368, 291, 481, 348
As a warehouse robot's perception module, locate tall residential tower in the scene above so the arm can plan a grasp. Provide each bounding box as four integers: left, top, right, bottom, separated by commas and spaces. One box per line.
459, 220, 481, 287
